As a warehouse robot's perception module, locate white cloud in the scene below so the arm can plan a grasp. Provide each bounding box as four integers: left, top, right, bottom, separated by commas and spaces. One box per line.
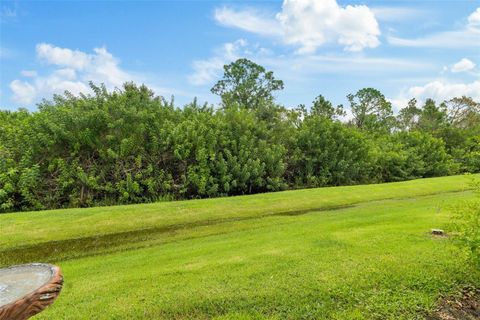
388, 7, 480, 48
279, 0, 380, 53
263, 54, 433, 77
85, 47, 133, 88
451, 58, 476, 73
21, 70, 38, 77
388, 31, 480, 48
36, 43, 90, 70
10, 43, 139, 105
468, 7, 480, 27
214, 0, 380, 53
214, 8, 281, 37
189, 36, 434, 87
392, 80, 480, 109
53, 68, 76, 80
371, 7, 425, 22
9, 80, 36, 105
188, 39, 246, 86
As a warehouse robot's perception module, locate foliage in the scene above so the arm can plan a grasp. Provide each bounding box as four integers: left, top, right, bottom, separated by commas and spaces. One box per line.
417, 98, 448, 133
294, 117, 370, 187
445, 96, 480, 128
310, 94, 345, 120
461, 136, 480, 173
397, 98, 421, 132
1, 60, 479, 212
398, 131, 454, 177
347, 87, 395, 132
211, 58, 284, 109
451, 179, 480, 267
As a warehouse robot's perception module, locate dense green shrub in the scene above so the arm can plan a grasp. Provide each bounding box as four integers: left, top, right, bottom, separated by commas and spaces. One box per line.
0, 84, 290, 211
462, 136, 480, 173
369, 135, 413, 182
451, 179, 480, 267
398, 131, 455, 177
294, 116, 371, 187
1, 59, 479, 212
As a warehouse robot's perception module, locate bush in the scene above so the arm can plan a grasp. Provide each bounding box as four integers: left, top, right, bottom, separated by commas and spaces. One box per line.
294, 117, 371, 187
1, 81, 478, 213
451, 179, 480, 267
370, 131, 455, 183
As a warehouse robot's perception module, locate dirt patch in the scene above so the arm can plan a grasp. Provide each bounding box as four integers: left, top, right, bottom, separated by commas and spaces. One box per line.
427, 287, 480, 320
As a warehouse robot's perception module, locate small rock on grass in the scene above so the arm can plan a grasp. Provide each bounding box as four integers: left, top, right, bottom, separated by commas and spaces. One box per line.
431, 229, 446, 236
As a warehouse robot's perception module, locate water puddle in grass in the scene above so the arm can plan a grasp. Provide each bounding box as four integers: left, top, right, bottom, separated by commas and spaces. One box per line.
272, 204, 354, 216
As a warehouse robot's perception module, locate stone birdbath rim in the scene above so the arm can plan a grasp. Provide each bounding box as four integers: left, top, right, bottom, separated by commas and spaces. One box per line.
0, 263, 63, 320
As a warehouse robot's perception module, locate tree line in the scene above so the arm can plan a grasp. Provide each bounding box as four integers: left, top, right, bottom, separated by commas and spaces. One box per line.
1, 59, 479, 212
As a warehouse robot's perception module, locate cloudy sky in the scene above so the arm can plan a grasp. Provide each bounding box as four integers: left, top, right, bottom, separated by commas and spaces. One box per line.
1, 0, 479, 111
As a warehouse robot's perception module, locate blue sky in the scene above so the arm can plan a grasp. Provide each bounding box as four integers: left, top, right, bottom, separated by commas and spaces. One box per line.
1, 0, 479, 112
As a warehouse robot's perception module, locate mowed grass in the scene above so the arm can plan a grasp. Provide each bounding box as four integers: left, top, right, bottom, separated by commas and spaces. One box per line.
1, 175, 479, 319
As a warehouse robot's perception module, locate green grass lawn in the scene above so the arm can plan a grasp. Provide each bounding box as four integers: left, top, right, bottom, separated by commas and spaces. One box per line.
1, 175, 479, 319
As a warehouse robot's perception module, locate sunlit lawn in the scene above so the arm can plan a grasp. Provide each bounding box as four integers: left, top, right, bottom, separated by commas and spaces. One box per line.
1, 175, 478, 319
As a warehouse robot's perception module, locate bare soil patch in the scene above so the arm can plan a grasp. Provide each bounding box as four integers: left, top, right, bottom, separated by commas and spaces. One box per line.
427, 287, 480, 320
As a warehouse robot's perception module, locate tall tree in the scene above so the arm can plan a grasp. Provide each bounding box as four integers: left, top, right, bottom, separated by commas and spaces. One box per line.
347, 88, 394, 131
417, 98, 447, 133
397, 98, 421, 131
211, 58, 284, 109
444, 96, 480, 129
310, 95, 345, 120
